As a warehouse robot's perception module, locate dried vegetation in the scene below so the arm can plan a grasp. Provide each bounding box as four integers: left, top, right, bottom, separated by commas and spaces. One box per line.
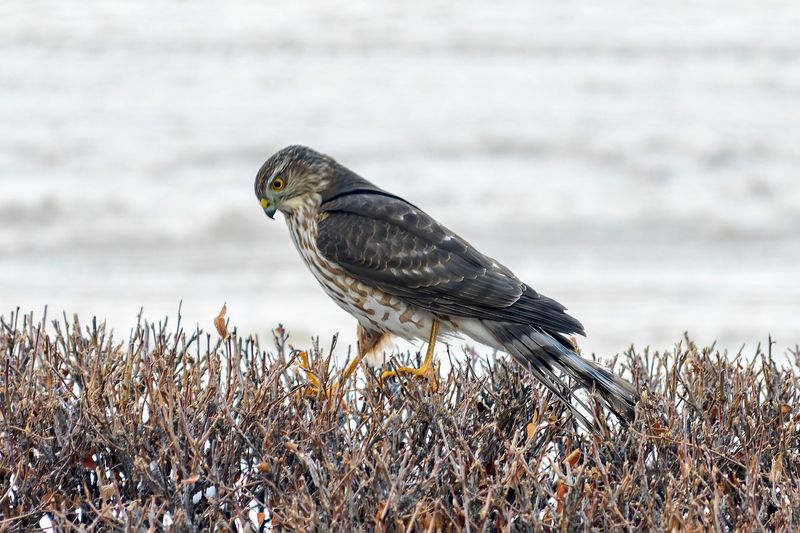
1, 308, 799, 531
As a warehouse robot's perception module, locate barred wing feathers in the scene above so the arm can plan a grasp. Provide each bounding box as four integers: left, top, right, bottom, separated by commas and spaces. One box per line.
316, 192, 584, 337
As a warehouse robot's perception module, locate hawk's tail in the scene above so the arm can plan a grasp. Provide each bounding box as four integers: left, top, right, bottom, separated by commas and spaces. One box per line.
487, 322, 637, 426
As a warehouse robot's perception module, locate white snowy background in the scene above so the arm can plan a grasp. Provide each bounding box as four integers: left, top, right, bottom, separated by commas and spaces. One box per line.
1, 0, 798, 360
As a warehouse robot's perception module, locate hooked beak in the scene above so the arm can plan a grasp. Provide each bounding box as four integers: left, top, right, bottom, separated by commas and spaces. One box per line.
261, 198, 277, 219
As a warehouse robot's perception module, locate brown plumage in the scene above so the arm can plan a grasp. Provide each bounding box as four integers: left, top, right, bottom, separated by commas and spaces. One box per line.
255, 145, 637, 424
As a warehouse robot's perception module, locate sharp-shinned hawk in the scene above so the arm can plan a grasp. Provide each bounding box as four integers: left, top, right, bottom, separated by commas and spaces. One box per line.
255, 145, 636, 423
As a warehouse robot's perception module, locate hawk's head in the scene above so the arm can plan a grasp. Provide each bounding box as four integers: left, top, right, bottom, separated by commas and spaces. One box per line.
254, 145, 334, 219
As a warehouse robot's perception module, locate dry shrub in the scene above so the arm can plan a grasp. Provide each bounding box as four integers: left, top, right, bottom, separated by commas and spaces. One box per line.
1, 308, 798, 531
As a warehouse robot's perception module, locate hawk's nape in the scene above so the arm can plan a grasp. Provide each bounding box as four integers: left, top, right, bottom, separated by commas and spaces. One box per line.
316, 187, 637, 423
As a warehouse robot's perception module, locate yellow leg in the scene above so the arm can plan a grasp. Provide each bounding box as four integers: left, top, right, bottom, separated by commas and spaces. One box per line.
379, 319, 440, 391
294, 350, 327, 399
294, 349, 368, 401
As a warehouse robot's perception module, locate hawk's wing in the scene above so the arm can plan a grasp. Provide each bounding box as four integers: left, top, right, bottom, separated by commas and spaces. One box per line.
316, 192, 584, 336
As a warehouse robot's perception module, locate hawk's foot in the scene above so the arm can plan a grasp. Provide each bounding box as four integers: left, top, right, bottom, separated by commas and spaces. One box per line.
379, 359, 439, 392
379, 319, 440, 392
293, 350, 336, 400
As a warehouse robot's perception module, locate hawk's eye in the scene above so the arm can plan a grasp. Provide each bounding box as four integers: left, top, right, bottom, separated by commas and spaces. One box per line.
271, 177, 286, 191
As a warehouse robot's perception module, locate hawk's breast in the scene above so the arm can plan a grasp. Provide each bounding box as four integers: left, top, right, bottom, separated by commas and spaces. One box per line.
285, 201, 433, 340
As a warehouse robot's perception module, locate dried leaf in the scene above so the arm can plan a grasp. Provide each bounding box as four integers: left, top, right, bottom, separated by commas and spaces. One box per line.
81, 452, 96, 469
651, 423, 669, 436
42, 491, 58, 508
214, 304, 228, 339
770, 453, 783, 484
556, 480, 569, 513
563, 449, 581, 469
182, 473, 201, 485
99, 483, 115, 501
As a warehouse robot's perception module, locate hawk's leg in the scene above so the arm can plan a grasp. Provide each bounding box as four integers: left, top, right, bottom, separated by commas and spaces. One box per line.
294, 326, 387, 400
294, 350, 332, 399
379, 319, 440, 391
295, 352, 362, 400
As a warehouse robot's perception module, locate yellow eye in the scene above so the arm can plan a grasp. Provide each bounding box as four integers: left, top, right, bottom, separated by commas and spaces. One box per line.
271, 177, 285, 191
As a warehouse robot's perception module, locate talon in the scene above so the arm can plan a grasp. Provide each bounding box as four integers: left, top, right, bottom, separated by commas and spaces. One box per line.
292, 350, 334, 399
290, 317, 442, 403
379, 319, 440, 392
379, 362, 439, 391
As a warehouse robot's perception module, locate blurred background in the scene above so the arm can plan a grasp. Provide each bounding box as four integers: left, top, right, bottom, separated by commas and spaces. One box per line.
1, 1, 798, 360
